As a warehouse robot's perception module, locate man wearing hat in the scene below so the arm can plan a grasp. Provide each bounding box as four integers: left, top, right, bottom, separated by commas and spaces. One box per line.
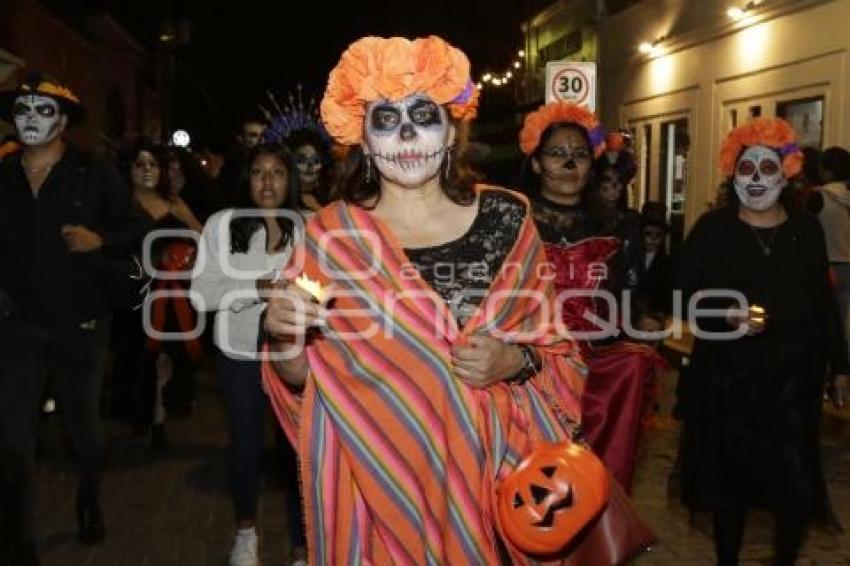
0, 72, 144, 564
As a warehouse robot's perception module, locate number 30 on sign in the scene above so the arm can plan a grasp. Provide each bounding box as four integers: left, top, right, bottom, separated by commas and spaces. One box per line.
545, 62, 596, 111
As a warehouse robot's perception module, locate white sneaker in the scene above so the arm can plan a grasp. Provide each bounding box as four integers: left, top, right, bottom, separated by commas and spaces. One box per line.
229, 527, 258, 566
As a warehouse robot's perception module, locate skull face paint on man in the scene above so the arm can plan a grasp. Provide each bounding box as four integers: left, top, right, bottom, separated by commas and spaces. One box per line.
13, 95, 64, 146
363, 94, 454, 188
734, 145, 787, 212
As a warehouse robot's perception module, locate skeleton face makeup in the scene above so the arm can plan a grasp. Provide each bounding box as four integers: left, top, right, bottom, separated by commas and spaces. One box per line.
532, 126, 593, 203
363, 94, 453, 188
734, 145, 786, 212
294, 144, 322, 186
13, 95, 63, 146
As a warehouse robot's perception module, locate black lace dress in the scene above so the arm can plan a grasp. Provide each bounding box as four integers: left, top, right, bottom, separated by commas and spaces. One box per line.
404, 190, 525, 328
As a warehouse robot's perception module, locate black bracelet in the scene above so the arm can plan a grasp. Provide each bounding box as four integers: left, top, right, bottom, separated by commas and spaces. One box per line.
512, 344, 541, 384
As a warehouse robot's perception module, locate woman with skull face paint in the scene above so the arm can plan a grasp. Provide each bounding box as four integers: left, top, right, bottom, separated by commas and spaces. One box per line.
285, 129, 333, 213
261, 36, 592, 564
674, 117, 850, 565
518, 102, 666, 493
260, 90, 334, 214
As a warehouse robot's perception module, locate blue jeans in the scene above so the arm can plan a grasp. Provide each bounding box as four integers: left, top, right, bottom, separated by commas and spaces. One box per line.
217, 353, 304, 545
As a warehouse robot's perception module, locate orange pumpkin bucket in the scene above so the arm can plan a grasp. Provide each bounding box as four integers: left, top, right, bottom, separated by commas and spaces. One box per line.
497, 441, 609, 555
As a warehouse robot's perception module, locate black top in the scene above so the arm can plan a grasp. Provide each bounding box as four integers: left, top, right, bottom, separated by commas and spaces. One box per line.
674, 207, 849, 416
405, 190, 525, 327
635, 249, 672, 315
0, 145, 147, 325
530, 194, 593, 245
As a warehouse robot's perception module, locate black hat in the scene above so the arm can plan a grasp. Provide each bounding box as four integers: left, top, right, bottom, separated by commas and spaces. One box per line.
0, 71, 86, 126
641, 201, 669, 231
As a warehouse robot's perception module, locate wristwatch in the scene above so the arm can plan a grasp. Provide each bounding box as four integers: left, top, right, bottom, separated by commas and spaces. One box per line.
512, 344, 542, 384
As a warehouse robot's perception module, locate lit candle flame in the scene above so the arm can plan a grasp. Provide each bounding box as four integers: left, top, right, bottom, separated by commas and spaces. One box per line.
294, 274, 326, 303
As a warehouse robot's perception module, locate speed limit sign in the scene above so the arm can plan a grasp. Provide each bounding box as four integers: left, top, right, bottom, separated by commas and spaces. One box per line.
545, 61, 597, 111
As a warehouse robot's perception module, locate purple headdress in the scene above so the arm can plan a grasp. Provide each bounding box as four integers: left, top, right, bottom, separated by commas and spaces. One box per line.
259, 84, 331, 145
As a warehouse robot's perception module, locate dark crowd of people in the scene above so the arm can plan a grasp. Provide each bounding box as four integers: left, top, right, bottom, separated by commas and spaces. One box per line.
0, 36, 848, 566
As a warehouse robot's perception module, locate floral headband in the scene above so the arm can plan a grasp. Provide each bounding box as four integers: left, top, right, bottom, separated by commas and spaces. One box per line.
519, 102, 606, 157
719, 117, 803, 178
319, 35, 479, 146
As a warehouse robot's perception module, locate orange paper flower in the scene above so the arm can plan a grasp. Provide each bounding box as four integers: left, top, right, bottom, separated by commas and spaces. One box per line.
519, 102, 606, 157
719, 117, 803, 178
320, 36, 479, 145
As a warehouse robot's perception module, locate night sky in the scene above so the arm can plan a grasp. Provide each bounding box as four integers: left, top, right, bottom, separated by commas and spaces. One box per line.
47, 0, 542, 148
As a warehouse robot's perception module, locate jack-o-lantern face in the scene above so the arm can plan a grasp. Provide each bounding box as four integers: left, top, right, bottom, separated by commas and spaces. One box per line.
498, 441, 609, 555
161, 241, 196, 272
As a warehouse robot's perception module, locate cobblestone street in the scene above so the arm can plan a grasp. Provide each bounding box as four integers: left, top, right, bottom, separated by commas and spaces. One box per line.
24, 366, 850, 565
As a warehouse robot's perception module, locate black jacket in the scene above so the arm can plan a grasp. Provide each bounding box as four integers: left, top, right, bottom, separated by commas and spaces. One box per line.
0, 145, 147, 325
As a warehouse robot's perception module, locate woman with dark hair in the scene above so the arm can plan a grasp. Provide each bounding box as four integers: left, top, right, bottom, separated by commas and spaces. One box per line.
285, 128, 333, 212
260, 89, 334, 214
191, 143, 305, 566
517, 118, 599, 244
261, 36, 595, 564
675, 118, 849, 564
110, 138, 203, 444
517, 102, 665, 492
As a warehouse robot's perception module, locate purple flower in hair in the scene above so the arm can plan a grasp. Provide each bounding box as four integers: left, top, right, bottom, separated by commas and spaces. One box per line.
451, 79, 474, 105
778, 142, 800, 156
588, 126, 606, 149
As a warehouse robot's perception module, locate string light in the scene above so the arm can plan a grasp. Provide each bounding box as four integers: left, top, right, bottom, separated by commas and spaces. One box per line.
479, 48, 526, 91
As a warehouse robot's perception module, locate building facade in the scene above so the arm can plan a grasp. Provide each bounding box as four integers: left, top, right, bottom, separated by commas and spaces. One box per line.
0, 0, 160, 154
524, 0, 845, 247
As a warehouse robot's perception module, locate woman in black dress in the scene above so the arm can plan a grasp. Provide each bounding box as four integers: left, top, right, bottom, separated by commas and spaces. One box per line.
111, 139, 203, 446
675, 117, 849, 565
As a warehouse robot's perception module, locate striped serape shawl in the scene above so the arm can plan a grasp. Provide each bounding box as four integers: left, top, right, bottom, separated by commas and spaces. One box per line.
263, 187, 587, 565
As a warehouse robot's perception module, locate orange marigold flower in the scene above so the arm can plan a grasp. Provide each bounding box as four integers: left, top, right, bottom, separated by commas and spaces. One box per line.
719, 117, 803, 178
320, 36, 478, 146
605, 131, 625, 152
519, 102, 606, 157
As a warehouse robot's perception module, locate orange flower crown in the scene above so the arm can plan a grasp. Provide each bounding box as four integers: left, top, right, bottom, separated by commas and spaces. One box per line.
519, 102, 606, 157
320, 36, 479, 146
719, 117, 803, 178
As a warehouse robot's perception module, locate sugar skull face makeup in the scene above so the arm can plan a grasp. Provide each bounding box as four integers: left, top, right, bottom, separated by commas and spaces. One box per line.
13, 94, 63, 146
294, 144, 322, 186
734, 145, 786, 212
532, 126, 593, 202
363, 94, 454, 187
